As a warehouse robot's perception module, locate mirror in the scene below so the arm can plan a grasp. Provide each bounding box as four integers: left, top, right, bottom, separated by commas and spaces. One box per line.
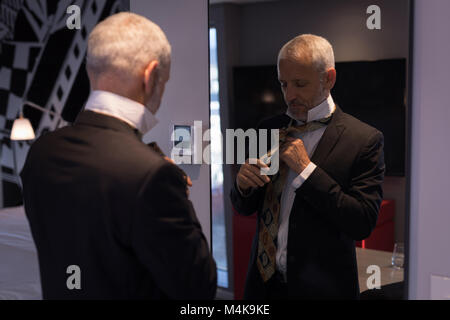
209, 0, 410, 299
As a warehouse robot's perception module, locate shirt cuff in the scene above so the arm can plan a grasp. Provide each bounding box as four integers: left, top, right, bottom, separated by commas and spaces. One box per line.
291, 162, 317, 189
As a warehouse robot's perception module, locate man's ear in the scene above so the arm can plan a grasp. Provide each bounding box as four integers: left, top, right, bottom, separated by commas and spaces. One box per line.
325, 67, 337, 90
144, 60, 159, 96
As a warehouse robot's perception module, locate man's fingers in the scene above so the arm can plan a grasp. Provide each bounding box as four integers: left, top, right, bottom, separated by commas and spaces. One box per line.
246, 159, 270, 183
279, 144, 289, 154
186, 176, 193, 187
242, 165, 268, 186
246, 173, 264, 187
245, 164, 270, 184
242, 167, 266, 187
238, 174, 259, 189
255, 159, 269, 169
163, 156, 176, 164
247, 158, 269, 169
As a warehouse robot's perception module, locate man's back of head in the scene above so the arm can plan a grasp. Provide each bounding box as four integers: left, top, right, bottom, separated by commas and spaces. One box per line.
86, 12, 171, 82
86, 12, 171, 113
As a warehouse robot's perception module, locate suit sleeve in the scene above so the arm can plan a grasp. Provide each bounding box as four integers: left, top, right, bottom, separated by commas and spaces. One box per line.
296, 131, 385, 240
230, 179, 265, 216
131, 162, 217, 299
229, 118, 273, 216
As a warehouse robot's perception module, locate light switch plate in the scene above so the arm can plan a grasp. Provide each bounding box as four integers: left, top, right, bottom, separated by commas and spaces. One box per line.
430, 274, 450, 300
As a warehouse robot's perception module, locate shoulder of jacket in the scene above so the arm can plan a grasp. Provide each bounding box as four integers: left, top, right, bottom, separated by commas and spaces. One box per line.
340, 111, 382, 139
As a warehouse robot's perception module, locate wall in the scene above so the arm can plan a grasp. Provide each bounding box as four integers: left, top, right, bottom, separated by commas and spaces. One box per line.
237, 0, 409, 65
131, 0, 211, 245
211, 0, 409, 243
409, 0, 450, 300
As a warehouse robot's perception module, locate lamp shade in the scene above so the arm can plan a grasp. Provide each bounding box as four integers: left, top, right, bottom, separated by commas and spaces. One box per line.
10, 116, 35, 140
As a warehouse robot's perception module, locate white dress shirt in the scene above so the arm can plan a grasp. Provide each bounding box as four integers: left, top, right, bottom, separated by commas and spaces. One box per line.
84, 90, 158, 135
276, 95, 336, 278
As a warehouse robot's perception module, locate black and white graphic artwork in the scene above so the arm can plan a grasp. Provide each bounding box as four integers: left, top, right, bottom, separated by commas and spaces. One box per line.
0, 0, 129, 207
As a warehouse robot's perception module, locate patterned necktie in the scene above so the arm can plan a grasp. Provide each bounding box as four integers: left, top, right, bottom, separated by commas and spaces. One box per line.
256, 115, 332, 282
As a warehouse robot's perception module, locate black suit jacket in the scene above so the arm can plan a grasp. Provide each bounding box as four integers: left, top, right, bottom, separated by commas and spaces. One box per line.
230, 106, 385, 299
21, 110, 217, 299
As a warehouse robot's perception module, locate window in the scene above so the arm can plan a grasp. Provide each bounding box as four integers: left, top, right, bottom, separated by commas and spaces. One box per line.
209, 27, 228, 288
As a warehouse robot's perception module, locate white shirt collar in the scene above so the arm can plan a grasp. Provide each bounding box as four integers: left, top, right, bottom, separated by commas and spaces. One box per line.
286, 94, 336, 124
84, 90, 158, 135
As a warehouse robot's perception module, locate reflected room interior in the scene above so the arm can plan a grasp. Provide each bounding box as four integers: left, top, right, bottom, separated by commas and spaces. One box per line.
209, 0, 410, 300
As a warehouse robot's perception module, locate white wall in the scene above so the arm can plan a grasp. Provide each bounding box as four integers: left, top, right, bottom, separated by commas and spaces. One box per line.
130, 0, 211, 246
409, 0, 450, 300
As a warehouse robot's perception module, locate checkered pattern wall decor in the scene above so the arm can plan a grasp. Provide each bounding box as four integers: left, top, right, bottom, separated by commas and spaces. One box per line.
0, 0, 128, 207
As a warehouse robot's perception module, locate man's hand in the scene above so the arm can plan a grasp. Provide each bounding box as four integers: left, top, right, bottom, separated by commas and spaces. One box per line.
236, 158, 270, 192
164, 156, 192, 196
280, 136, 311, 174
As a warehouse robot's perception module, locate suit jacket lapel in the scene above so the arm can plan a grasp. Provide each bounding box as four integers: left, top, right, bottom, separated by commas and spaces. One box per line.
310, 105, 346, 167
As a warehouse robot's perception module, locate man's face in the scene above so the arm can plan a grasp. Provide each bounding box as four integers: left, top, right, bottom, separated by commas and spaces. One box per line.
277, 56, 328, 121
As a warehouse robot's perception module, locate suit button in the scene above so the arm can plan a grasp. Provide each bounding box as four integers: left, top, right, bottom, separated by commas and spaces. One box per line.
288, 256, 295, 263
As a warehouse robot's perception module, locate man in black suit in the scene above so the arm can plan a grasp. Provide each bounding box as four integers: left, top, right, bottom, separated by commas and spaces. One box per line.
21, 12, 216, 299
230, 34, 385, 299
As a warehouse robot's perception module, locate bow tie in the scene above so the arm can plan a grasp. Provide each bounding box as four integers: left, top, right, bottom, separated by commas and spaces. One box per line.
258, 114, 332, 166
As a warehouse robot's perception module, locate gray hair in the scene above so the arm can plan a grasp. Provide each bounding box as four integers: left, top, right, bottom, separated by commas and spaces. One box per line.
86, 12, 171, 79
278, 34, 335, 73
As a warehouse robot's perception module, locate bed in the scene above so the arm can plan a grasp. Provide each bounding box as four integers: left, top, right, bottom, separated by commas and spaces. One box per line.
0, 205, 42, 299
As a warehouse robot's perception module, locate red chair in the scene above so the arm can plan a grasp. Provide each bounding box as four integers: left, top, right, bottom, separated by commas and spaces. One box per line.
355, 199, 395, 252
232, 207, 257, 300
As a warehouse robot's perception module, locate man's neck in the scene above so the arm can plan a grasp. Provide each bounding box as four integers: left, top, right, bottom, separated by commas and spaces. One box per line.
287, 95, 335, 123
84, 90, 158, 135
